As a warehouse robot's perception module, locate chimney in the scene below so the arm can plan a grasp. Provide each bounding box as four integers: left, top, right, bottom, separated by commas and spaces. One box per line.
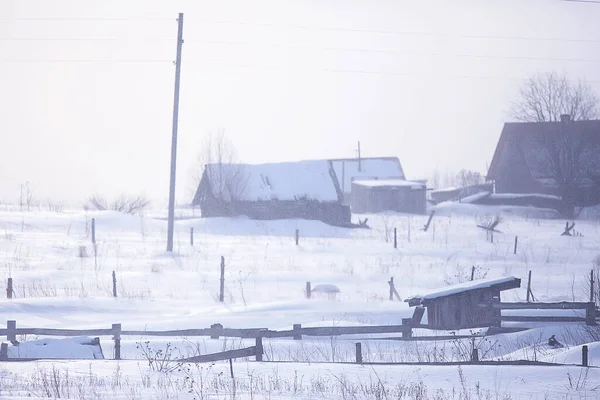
560, 114, 571, 123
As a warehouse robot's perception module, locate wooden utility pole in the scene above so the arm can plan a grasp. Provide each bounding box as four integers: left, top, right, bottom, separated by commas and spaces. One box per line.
357, 141, 362, 172
167, 13, 185, 252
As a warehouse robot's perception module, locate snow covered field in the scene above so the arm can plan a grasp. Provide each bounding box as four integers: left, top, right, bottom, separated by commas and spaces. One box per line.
1, 203, 600, 399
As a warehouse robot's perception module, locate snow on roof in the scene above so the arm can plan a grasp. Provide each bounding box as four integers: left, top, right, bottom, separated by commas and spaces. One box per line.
352, 179, 425, 189
459, 191, 491, 204
406, 276, 521, 304
206, 160, 340, 202
331, 157, 405, 193
489, 193, 561, 201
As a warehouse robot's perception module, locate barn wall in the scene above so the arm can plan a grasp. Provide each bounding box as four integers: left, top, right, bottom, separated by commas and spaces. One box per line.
351, 184, 426, 214
426, 289, 501, 329
200, 198, 351, 227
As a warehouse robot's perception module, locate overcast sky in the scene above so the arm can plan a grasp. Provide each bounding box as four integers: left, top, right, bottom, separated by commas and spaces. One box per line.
1, 0, 599, 207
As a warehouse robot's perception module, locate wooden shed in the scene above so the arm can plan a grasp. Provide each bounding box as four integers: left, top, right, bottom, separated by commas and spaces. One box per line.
351, 179, 427, 214
406, 277, 521, 330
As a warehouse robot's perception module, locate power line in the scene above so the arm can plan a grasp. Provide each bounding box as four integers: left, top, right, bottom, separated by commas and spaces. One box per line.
0, 37, 171, 41
188, 60, 600, 83
0, 16, 173, 21
0, 59, 171, 64
194, 19, 600, 45
186, 39, 600, 64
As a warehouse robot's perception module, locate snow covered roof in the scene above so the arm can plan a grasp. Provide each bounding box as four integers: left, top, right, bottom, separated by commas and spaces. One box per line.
330, 157, 405, 194
352, 179, 425, 189
204, 160, 341, 202
406, 276, 521, 306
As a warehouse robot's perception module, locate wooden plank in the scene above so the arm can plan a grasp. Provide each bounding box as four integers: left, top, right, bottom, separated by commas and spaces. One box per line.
492, 302, 592, 310
501, 316, 586, 322
299, 325, 408, 336
14, 328, 113, 336
180, 346, 257, 363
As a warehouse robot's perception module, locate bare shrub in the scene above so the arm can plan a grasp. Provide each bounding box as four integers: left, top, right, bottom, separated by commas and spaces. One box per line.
84, 194, 150, 214
136, 341, 182, 373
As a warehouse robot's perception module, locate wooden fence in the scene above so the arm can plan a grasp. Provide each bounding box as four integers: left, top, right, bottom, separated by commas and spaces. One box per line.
492, 302, 598, 326
1, 318, 595, 367
0, 318, 473, 362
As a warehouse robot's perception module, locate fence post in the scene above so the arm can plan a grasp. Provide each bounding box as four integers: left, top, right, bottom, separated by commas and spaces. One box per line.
393, 228, 397, 249
401, 318, 412, 339
471, 348, 479, 363
293, 324, 302, 340
0, 343, 7, 361
295, 229, 299, 246
112, 271, 117, 298
585, 302, 596, 326
7, 320, 16, 343
591, 270, 595, 303
582, 345, 589, 367
6, 277, 12, 299
306, 282, 311, 299
514, 236, 518, 255
210, 323, 223, 339
255, 336, 263, 361
220, 256, 225, 303
526, 271, 532, 303
470, 266, 475, 281
91, 218, 96, 244
112, 323, 121, 360
389, 277, 394, 301
190, 227, 194, 246
355, 342, 362, 364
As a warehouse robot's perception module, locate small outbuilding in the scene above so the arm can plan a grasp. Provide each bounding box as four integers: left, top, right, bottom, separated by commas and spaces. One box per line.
351, 179, 427, 214
406, 277, 521, 330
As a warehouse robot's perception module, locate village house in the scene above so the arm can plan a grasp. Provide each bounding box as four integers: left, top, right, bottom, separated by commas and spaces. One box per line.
191, 160, 351, 226
192, 156, 427, 224
486, 116, 600, 207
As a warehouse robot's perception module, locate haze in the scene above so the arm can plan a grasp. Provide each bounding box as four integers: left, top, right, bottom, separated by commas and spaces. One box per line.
1, 0, 599, 207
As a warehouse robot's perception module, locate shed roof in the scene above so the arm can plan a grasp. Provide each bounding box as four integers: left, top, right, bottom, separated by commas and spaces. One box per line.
405, 276, 521, 307
352, 179, 425, 189
487, 120, 600, 186
330, 157, 405, 193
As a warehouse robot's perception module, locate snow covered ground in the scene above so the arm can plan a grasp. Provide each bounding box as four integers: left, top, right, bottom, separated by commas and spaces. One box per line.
1, 204, 600, 399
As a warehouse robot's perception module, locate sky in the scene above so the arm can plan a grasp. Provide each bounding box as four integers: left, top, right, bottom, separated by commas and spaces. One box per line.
1, 0, 600, 207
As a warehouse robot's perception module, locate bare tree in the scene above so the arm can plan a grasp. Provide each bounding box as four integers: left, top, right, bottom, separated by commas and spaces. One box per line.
457, 169, 484, 188
511, 73, 600, 218
191, 130, 248, 206
84, 194, 150, 214
511, 72, 598, 122
543, 119, 588, 218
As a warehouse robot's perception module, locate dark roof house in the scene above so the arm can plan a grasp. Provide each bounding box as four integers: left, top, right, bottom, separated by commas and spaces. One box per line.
487, 117, 600, 206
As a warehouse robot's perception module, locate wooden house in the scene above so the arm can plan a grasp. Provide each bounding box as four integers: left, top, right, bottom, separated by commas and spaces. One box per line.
351, 179, 427, 214
406, 277, 521, 330
192, 160, 352, 226
487, 117, 600, 206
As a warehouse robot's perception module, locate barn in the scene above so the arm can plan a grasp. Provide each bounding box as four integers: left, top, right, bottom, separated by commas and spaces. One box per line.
191, 160, 351, 226
487, 117, 600, 207
406, 277, 521, 330
351, 179, 427, 214
330, 157, 406, 205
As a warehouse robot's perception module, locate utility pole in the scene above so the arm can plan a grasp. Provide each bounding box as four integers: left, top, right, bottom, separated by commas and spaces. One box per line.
357, 141, 362, 172
167, 13, 184, 252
